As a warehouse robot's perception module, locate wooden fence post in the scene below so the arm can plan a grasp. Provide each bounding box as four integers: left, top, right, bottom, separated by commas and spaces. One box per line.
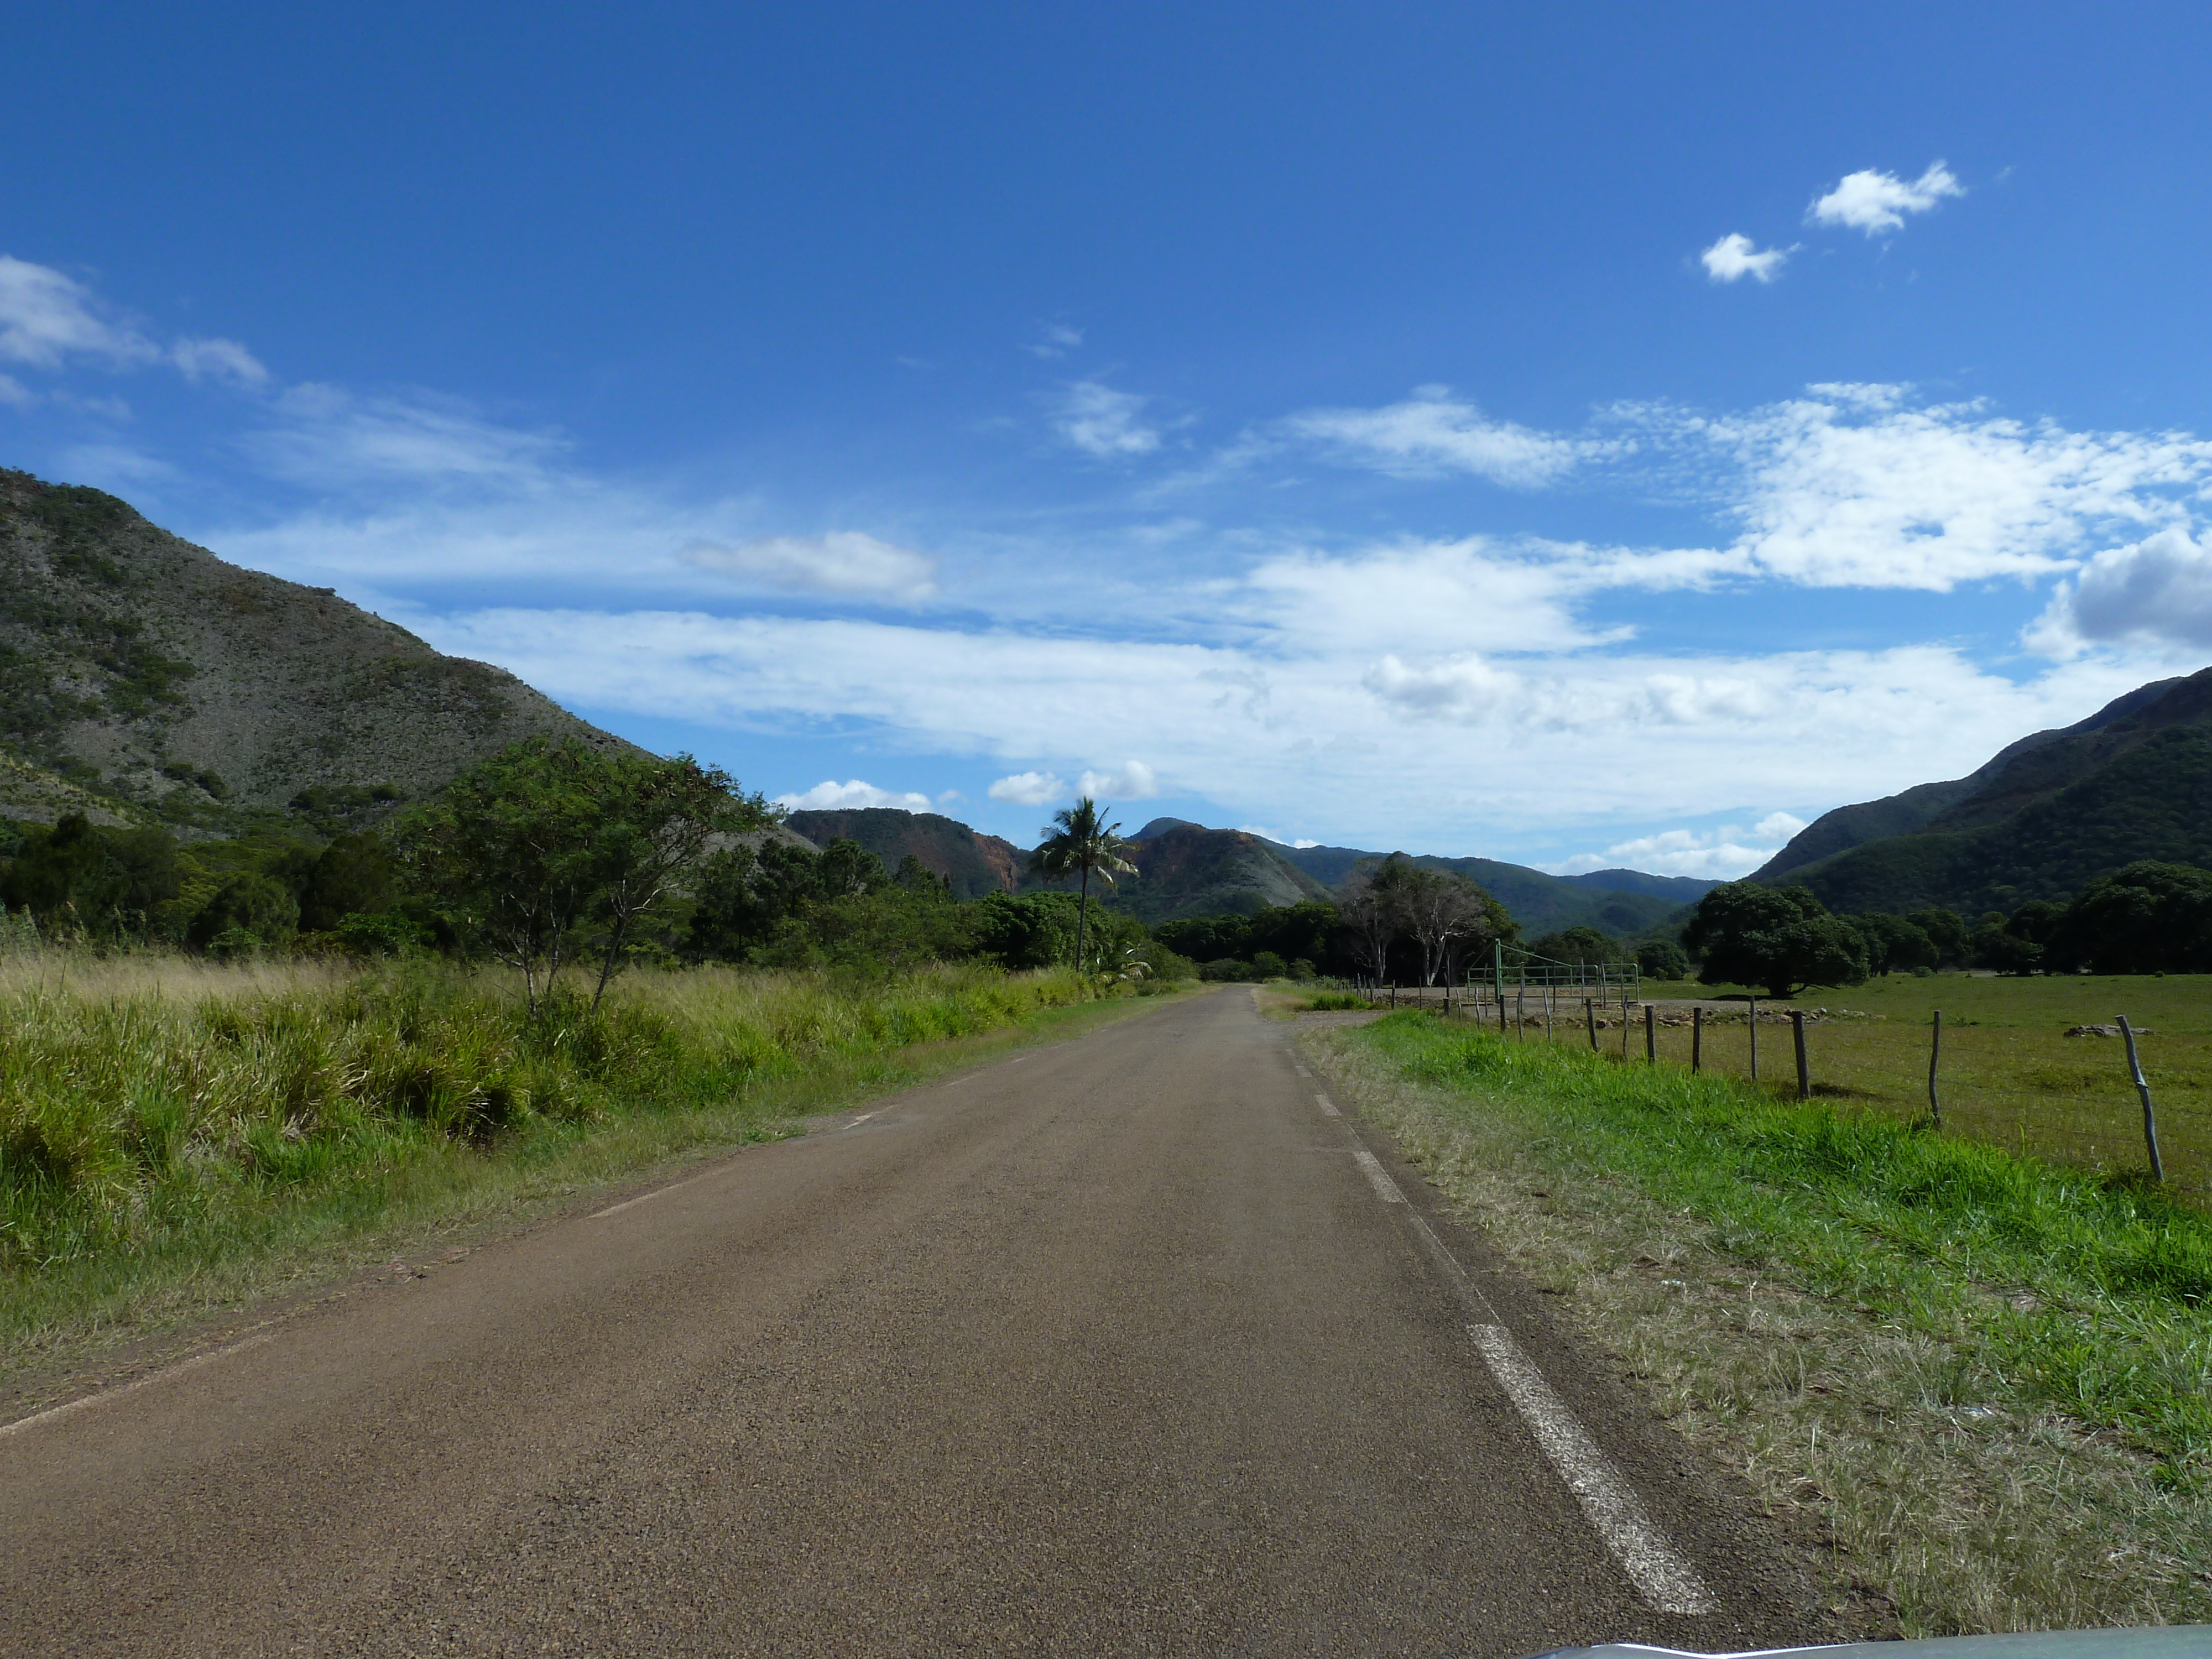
2119, 1015, 2164, 1182
1584, 998, 1597, 1051
1748, 997, 1759, 1081
1389, 983, 1396, 1009
1927, 1010, 1942, 1127
1792, 1009, 1809, 1101
1645, 1004, 1656, 1063
1691, 1005, 1703, 1072
1515, 988, 1525, 1039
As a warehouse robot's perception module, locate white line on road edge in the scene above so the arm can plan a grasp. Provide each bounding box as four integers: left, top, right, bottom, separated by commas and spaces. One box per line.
1467, 1322, 1717, 1615
1314, 1091, 1340, 1118
1350, 1146, 1406, 1203
0, 1331, 276, 1443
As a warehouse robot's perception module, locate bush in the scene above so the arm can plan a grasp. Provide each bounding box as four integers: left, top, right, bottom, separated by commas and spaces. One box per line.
1635, 939, 1689, 980
1251, 950, 1289, 979
1197, 958, 1251, 982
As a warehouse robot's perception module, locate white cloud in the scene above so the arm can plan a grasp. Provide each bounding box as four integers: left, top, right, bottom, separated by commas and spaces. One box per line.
0, 255, 158, 369
246, 384, 570, 489
1687, 388, 2212, 590
2027, 526, 2212, 656
682, 533, 938, 602
774, 779, 933, 812
1755, 811, 1808, 842
1240, 826, 1322, 848
1700, 233, 1790, 284
0, 373, 34, 409
989, 770, 1067, 806
1281, 388, 1589, 487
1550, 820, 1795, 881
1808, 163, 1964, 235
170, 336, 269, 387
1077, 759, 1159, 800
1027, 324, 1085, 359
1053, 380, 1161, 457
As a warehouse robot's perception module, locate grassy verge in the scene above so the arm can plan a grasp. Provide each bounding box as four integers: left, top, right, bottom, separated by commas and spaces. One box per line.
1, 952, 1174, 1387
1308, 1011, 2212, 1637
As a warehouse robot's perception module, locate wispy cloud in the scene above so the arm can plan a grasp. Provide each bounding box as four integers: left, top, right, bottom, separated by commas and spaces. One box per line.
682, 533, 938, 602
1808, 162, 1964, 236
1052, 380, 1162, 457
1699, 233, 1790, 284
1280, 387, 1591, 487
0, 254, 160, 370
775, 779, 933, 812
1026, 323, 1085, 360
245, 384, 568, 490
170, 336, 268, 387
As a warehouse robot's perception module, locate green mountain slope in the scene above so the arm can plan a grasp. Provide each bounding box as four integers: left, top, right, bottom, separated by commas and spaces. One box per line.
1752, 668, 2212, 913
783, 807, 1022, 898
0, 469, 632, 832
1235, 832, 1702, 937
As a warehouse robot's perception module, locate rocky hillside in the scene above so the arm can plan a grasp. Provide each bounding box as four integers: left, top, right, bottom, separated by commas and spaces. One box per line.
1749, 668, 2212, 913
0, 469, 631, 831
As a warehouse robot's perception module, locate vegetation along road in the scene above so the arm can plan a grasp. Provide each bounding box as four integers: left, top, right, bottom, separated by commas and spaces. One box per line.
0, 988, 1833, 1656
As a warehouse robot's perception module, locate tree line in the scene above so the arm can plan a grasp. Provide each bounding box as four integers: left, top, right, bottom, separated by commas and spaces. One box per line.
1683, 862, 2212, 997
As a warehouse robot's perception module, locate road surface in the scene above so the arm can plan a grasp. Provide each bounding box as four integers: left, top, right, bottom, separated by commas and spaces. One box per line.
1, 988, 1832, 1656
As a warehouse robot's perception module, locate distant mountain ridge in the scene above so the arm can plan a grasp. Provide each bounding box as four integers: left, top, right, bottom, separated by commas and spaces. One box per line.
786, 810, 1713, 932
0, 469, 633, 833
1750, 667, 2212, 913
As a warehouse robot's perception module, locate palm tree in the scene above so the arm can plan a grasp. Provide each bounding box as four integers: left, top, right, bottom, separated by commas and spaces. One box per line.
1027, 796, 1137, 974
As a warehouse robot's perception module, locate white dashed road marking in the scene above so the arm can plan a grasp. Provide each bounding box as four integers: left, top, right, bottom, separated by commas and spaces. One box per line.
1349, 1145, 1406, 1203
1467, 1322, 1717, 1615
1322, 1080, 1717, 1617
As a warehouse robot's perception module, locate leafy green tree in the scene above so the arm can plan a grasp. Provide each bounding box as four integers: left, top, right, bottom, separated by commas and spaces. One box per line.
1027, 796, 1136, 975
2050, 862, 2212, 973
1686, 883, 1869, 998
187, 871, 300, 950
1635, 938, 1689, 980
397, 738, 611, 1013
581, 752, 768, 1010
0, 813, 181, 938
299, 832, 400, 933
1529, 925, 1624, 967
1907, 908, 1971, 968
1848, 913, 1939, 975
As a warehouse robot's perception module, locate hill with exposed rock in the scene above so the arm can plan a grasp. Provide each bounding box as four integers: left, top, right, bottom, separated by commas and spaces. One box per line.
0, 469, 633, 834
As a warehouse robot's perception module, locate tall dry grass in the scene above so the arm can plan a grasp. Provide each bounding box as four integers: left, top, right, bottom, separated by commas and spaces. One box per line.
0, 946, 1096, 1362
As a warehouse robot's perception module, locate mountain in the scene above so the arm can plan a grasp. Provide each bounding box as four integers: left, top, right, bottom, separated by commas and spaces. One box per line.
1750, 669, 2212, 914
1089, 821, 1331, 921
1233, 834, 1708, 937
0, 469, 632, 833
783, 807, 1021, 899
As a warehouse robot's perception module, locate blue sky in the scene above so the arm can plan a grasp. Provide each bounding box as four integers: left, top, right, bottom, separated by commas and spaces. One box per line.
8, 4, 2212, 874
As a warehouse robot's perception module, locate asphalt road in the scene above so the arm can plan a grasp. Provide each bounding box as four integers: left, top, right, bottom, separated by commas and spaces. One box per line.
1, 988, 1833, 1657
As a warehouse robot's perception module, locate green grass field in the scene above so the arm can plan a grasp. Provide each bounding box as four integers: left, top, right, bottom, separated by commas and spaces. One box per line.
1490, 973, 2212, 1202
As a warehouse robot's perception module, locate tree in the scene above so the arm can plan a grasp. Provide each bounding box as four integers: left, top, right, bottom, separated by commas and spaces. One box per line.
397, 738, 612, 1014
1907, 908, 1971, 969
1685, 883, 1869, 999
1338, 855, 1416, 982
1636, 938, 1689, 981
1027, 796, 1136, 975
1529, 925, 1624, 968
1849, 912, 1939, 976
2049, 862, 2212, 973
1398, 866, 1509, 987
581, 752, 768, 1011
